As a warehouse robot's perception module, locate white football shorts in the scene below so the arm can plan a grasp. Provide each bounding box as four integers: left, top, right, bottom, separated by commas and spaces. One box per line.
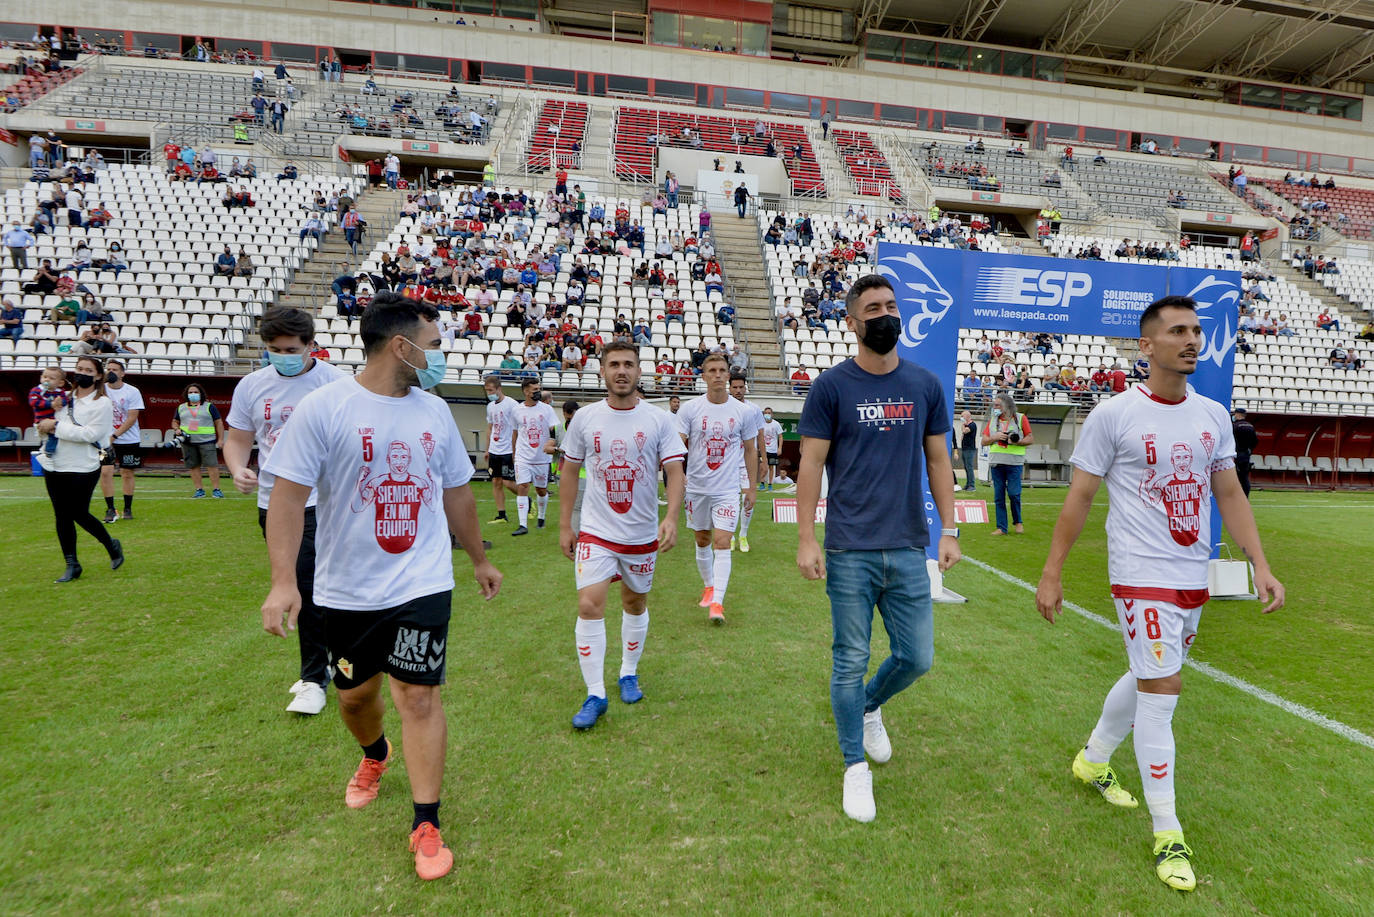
515, 461, 550, 488
685, 491, 740, 533
574, 540, 656, 594
1114, 597, 1202, 680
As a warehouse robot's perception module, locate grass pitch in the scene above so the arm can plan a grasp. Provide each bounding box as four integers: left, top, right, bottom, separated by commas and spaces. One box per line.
1, 476, 1371, 916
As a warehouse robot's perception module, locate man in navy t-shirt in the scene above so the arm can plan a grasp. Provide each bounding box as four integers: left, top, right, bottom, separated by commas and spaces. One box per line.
796, 273, 961, 824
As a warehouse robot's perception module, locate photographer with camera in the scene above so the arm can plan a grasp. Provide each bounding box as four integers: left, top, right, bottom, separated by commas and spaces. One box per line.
983, 391, 1033, 535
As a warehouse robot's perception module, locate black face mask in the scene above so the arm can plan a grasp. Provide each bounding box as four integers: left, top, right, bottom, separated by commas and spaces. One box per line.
106, 371, 121, 384
72, 372, 95, 389
857, 314, 902, 355
528, 391, 541, 402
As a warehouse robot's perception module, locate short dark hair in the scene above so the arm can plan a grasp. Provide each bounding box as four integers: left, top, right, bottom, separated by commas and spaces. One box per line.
522, 377, 539, 389
1139, 295, 1197, 336
359, 291, 439, 355
562, 400, 580, 419
602, 340, 638, 361
845, 273, 894, 312
729, 371, 747, 384
258, 307, 315, 346
106, 357, 125, 371
181, 381, 208, 403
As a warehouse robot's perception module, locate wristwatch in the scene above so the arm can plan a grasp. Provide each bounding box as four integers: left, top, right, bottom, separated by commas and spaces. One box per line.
941, 527, 960, 538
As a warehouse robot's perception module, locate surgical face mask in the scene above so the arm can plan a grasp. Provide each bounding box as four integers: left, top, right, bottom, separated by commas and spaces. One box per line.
856, 313, 901, 354
266, 351, 306, 376
188, 392, 202, 404
763, 413, 773, 421
402, 338, 447, 390
486, 392, 500, 403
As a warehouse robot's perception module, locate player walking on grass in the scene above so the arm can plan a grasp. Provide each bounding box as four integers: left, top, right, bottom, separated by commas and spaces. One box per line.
678, 353, 759, 624
559, 342, 685, 730
483, 374, 519, 524
728, 374, 766, 552
512, 377, 558, 535
225, 307, 347, 715
760, 407, 783, 491
1036, 295, 1284, 893
260, 293, 501, 880
796, 274, 960, 823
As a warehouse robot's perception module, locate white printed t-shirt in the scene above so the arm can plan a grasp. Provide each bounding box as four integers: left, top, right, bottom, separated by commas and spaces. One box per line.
107, 383, 145, 445
735, 398, 765, 482
762, 418, 783, 454
563, 399, 685, 551
227, 359, 348, 508
1070, 383, 1235, 602
263, 377, 474, 611
676, 394, 760, 497
486, 395, 520, 455
513, 400, 558, 467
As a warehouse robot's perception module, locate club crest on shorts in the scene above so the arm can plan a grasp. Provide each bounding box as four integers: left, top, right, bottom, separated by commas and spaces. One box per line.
337, 658, 354, 679
1150, 641, 1166, 664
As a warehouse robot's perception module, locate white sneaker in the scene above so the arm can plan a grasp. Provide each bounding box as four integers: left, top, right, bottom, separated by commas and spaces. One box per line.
288, 679, 307, 695
863, 708, 892, 764
286, 681, 327, 714
843, 762, 875, 823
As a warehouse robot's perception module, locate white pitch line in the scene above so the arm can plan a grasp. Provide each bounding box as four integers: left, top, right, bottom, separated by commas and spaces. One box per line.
961, 554, 1374, 751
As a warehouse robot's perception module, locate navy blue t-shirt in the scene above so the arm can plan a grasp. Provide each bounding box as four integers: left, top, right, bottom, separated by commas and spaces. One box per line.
798, 357, 950, 551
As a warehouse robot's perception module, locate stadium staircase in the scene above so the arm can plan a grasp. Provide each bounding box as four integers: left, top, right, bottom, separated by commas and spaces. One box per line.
1275, 258, 1373, 324
807, 124, 858, 201
708, 212, 782, 382
243, 186, 403, 355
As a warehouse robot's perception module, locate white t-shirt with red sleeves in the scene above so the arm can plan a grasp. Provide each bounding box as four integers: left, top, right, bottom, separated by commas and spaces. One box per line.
513, 400, 558, 467
263, 377, 474, 611
227, 359, 348, 509
676, 394, 760, 497
1070, 384, 1236, 596
563, 399, 685, 551
485, 395, 519, 456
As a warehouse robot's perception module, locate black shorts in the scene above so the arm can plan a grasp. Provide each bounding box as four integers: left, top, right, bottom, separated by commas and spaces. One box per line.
112, 442, 143, 469
766, 452, 779, 467
488, 452, 515, 480
322, 590, 451, 689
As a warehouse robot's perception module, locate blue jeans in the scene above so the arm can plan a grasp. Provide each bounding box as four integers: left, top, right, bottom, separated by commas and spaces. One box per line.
989, 463, 1023, 532
960, 448, 976, 490
826, 548, 934, 765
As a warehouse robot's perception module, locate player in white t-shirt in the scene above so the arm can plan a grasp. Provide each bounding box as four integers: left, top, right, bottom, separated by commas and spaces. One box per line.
1036, 296, 1284, 893
558, 341, 685, 730
260, 293, 501, 881
224, 307, 349, 715
482, 374, 520, 524
511, 377, 559, 535
729, 374, 767, 551
678, 353, 758, 624
760, 406, 783, 491
100, 359, 144, 522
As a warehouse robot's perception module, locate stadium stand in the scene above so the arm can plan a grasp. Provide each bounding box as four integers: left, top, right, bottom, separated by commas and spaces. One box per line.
2, 65, 82, 113
913, 141, 1093, 221
307, 84, 497, 151
830, 129, 901, 202
1067, 153, 1245, 220
314, 185, 736, 390
0, 164, 363, 373
1256, 178, 1374, 239
525, 100, 587, 172
613, 107, 824, 196
1044, 234, 1374, 412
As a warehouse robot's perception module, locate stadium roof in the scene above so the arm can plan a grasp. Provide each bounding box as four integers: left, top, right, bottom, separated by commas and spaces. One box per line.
546, 0, 1374, 95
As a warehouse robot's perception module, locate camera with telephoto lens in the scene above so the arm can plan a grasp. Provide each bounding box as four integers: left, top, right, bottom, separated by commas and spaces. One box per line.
1007, 430, 1021, 444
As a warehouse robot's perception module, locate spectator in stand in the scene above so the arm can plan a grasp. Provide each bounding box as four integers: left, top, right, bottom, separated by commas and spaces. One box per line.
175, 382, 226, 499
277, 162, 299, 181
0, 298, 24, 340
1357, 320, 1374, 342
24, 258, 60, 295
1330, 345, 1362, 370
214, 246, 236, 276
5, 220, 35, 269
1132, 356, 1149, 380
790, 364, 812, 394
233, 248, 255, 278
1108, 362, 1128, 393
299, 214, 326, 242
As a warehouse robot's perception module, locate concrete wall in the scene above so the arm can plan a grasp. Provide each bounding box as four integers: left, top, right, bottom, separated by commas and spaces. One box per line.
12, 0, 1373, 162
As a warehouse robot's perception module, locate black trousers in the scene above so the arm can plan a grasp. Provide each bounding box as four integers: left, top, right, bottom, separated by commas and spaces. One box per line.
1235, 456, 1252, 497
259, 506, 329, 685
44, 469, 114, 556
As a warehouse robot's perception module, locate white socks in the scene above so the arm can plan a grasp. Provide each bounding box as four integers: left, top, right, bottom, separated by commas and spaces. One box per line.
517, 495, 530, 527
1084, 671, 1137, 763
574, 618, 606, 699
1134, 691, 1181, 833
739, 499, 754, 537
712, 550, 732, 605
695, 543, 713, 586
537, 493, 549, 521
620, 611, 647, 677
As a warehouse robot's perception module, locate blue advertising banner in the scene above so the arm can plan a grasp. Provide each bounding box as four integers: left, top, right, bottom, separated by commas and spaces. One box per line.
875, 244, 1240, 561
